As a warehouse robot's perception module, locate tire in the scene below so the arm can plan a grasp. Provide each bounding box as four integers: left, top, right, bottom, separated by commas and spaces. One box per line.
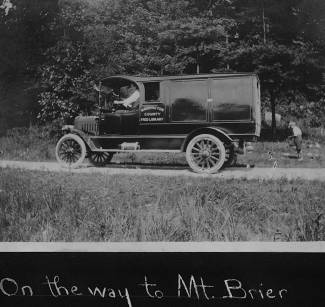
88, 152, 114, 167
55, 133, 87, 168
186, 134, 226, 174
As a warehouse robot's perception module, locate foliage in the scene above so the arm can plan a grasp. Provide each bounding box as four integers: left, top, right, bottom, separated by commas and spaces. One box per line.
0, 0, 59, 128
38, 40, 94, 122
0, 122, 62, 161
224, 40, 323, 101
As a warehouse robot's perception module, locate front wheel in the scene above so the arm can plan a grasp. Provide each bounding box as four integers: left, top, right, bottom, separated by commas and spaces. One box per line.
186, 134, 226, 174
224, 143, 237, 166
55, 134, 87, 168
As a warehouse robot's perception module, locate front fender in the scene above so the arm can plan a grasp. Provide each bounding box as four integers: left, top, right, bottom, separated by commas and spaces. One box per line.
61, 127, 97, 151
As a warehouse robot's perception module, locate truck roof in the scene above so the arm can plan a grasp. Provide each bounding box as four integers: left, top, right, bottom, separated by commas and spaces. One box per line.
101, 73, 257, 83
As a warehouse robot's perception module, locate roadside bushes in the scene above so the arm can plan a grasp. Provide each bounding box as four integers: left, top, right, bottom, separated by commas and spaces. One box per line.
278, 94, 325, 128
0, 121, 63, 161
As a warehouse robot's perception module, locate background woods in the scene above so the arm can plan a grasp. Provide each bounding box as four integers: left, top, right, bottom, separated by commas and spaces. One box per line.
0, 0, 324, 132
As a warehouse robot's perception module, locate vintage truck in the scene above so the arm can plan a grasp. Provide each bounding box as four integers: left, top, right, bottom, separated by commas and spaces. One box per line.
55, 73, 261, 173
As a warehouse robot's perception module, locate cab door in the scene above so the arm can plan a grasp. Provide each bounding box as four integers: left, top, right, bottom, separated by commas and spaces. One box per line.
139, 81, 166, 125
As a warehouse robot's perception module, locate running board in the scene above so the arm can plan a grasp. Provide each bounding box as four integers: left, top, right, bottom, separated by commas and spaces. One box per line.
89, 136, 185, 152
91, 149, 182, 153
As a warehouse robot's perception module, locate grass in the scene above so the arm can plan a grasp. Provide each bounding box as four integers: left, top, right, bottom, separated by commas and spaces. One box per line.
239, 141, 325, 168
0, 168, 324, 242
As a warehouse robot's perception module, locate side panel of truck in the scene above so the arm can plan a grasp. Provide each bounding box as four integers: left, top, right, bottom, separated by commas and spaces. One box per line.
139, 76, 259, 137
168, 80, 209, 122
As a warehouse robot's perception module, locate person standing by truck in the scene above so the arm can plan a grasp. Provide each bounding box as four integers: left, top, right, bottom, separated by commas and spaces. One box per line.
288, 121, 303, 160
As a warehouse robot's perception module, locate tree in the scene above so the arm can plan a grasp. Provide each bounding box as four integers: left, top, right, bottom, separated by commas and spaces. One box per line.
0, 0, 58, 131
38, 0, 97, 122
223, 0, 324, 137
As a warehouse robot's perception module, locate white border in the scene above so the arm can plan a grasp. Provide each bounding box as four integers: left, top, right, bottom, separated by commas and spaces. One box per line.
0, 242, 324, 252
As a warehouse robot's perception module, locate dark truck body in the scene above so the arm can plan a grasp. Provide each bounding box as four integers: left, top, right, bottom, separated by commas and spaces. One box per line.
57, 73, 261, 173
75, 73, 261, 150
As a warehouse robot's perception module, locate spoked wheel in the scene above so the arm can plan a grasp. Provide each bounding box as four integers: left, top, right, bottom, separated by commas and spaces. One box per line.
186, 134, 226, 174
88, 152, 114, 167
55, 134, 86, 168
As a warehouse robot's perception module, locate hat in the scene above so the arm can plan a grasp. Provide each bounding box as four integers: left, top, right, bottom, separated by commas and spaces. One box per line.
288, 121, 296, 127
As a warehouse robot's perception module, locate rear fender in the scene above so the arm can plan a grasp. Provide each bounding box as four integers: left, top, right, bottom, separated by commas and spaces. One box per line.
182, 127, 233, 152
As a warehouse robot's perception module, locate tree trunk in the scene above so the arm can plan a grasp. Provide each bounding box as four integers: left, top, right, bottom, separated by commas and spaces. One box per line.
270, 91, 276, 140
262, 0, 267, 44
196, 48, 200, 74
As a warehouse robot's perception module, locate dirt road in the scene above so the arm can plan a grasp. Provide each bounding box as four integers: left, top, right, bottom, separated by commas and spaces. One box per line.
0, 160, 324, 181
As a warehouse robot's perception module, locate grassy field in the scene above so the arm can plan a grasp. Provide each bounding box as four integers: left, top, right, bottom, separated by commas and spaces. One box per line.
0, 168, 324, 242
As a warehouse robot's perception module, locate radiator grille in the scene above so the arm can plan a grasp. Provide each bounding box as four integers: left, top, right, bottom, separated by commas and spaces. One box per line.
74, 116, 99, 135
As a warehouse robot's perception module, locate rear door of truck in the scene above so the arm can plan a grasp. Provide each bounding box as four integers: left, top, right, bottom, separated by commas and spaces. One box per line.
254, 77, 261, 136
210, 76, 253, 122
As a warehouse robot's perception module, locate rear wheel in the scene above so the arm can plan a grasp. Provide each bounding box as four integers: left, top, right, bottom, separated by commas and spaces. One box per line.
55, 134, 86, 168
88, 152, 114, 167
186, 134, 226, 174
